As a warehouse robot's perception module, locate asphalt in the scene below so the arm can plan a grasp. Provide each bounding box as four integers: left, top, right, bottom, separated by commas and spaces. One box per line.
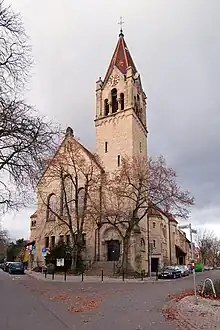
0, 270, 70, 329
0, 269, 219, 330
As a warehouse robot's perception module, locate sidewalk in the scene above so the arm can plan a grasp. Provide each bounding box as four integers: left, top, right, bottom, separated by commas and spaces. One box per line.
26, 270, 160, 283
175, 296, 220, 330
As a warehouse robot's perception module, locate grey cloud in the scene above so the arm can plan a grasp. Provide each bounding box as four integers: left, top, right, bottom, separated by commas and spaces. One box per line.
3, 0, 220, 237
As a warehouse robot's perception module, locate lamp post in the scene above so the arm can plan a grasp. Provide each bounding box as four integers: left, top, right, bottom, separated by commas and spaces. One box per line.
179, 223, 197, 304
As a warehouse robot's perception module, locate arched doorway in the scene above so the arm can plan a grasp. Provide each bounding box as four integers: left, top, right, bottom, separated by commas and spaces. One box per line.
107, 240, 120, 261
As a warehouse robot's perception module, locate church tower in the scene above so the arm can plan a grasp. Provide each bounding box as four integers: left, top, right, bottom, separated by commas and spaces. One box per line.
95, 26, 148, 172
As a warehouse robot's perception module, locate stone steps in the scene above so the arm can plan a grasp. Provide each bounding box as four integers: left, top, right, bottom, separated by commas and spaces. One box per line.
85, 261, 116, 276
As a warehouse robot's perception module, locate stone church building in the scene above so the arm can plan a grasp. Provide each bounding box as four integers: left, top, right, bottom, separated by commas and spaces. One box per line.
28, 28, 191, 273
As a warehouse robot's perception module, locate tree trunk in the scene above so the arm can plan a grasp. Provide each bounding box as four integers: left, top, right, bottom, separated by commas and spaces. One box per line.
121, 235, 130, 274
71, 248, 77, 273
97, 225, 101, 261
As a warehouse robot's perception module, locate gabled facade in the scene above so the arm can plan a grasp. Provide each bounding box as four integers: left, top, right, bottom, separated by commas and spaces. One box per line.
29, 127, 103, 268
148, 206, 191, 271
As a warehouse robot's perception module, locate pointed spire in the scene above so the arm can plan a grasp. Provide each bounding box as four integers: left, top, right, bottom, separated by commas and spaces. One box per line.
104, 20, 137, 84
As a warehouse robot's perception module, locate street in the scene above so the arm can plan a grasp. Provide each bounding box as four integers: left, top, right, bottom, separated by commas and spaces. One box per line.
0, 269, 219, 330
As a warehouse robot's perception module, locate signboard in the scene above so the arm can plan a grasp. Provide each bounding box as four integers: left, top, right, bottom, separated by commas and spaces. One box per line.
56, 258, 65, 267
42, 252, 47, 257
42, 247, 46, 253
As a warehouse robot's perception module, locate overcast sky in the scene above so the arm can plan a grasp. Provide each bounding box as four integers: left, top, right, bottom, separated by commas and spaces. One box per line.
2, 0, 220, 240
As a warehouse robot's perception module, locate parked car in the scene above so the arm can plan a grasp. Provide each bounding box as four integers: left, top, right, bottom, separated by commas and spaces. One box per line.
203, 265, 210, 271
177, 265, 190, 276
4, 261, 13, 272
158, 266, 182, 279
8, 262, 25, 275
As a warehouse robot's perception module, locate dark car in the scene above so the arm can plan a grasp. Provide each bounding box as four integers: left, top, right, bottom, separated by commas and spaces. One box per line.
158, 266, 182, 279
4, 261, 13, 272
8, 262, 25, 275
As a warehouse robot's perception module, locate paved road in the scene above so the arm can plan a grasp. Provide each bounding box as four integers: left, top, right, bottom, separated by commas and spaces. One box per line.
0, 270, 70, 329
0, 269, 219, 330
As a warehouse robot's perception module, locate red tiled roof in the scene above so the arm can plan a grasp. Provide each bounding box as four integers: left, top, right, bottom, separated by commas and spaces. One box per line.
104, 33, 137, 83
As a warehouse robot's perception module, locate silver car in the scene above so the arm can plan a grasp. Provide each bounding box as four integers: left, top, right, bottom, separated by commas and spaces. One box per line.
177, 265, 190, 276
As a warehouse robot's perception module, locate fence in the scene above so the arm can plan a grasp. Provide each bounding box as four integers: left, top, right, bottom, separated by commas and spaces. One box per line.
42, 268, 158, 282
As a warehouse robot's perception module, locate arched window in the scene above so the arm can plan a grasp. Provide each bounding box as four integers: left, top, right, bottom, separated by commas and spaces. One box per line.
134, 96, 137, 112
137, 94, 140, 109
47, 193, 56, 221
120, 93, 124, 110
111, 88, 118, 113
62, 175, 74, 217
78, 187, 85, 217
104, 99, 109, 116
141, 238, 145, 248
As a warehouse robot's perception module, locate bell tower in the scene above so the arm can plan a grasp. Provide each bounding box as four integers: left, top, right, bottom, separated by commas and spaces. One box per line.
95, 25, 148, 172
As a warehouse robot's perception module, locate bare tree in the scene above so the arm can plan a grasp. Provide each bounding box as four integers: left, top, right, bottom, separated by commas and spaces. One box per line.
0, 2, 60, 214
0, 0, 31, 97
98, 155, 194, 272
39, 132, 102, 272
0, 99, 60, 214
197, 230, 220, 266
0, 228, 8, 259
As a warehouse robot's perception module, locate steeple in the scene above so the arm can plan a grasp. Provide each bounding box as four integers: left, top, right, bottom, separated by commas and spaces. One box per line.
95, 21, 148, 172
103, 25, 137, 84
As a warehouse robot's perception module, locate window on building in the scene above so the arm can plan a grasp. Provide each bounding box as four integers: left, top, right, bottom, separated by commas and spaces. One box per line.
117, 155, 120, 166
137, 94, 140, 109
153, 222, 156, 228
66, 235, 70, 245
111, 88, 118, 113
153, 239, 156, 248
134, 96, 137, 112
104, 99, 109, 116
105, 141, 108, 153
31, 220, 36, 227
78, 187, 85, 217
51, 236, 55, 248
59, 235, 64, 243
140, 141, 142, 153
45, 236, 49, 248
46, 193, 56, 221
61, 175, 74, 217
120, 93, 124, 110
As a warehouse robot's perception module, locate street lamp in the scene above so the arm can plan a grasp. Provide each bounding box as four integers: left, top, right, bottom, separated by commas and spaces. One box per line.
179, 223, 198, 304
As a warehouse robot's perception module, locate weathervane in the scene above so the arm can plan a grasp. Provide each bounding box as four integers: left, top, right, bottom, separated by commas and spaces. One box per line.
118, 16, 124, 37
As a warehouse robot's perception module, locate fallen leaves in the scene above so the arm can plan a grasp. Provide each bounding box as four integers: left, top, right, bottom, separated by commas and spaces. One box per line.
167, 289, 194, 302
68, 296, 100, 313
162, 307, 178, 320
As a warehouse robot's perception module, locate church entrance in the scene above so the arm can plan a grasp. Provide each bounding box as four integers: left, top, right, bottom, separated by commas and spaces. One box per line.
107, 240, 120, 261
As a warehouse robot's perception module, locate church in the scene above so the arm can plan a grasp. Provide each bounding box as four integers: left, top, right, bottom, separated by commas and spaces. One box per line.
28, 27, 191, 274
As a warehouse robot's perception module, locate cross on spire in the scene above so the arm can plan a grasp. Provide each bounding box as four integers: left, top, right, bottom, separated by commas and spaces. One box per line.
118, 16, 124, 37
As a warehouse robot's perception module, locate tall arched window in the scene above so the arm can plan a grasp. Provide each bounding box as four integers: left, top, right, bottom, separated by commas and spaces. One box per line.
62, 175, 74, 217
137, 94, 140, 110
111, 88, 118, 113
78, 187, 85, 217
134, 96, 137, 112
104, 99, 109, 116
120, 93, 124, 110
47, 193, 56, 221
